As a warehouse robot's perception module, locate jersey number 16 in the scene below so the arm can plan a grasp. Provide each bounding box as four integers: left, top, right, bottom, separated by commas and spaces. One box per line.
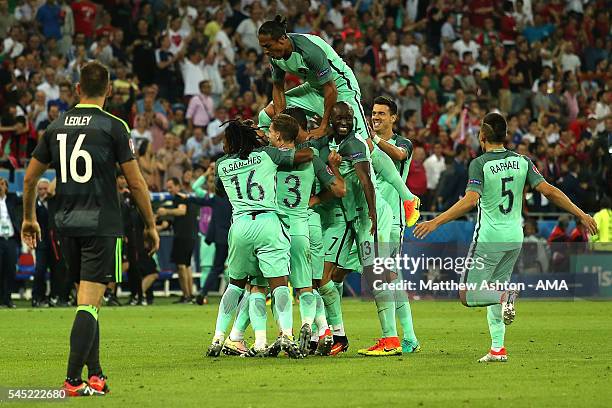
57, 133, 93, 183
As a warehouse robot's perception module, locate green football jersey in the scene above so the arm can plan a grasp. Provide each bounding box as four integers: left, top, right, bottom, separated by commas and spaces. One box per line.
270, 33, 361, 95
374, 134, 413, 226
277, 155, 336, 219
216, 146, 294, 218
466, 149, 545, 245
308, 132, 375, 222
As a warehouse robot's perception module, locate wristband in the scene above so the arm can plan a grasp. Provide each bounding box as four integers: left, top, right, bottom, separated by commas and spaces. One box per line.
372, 135, 381, 144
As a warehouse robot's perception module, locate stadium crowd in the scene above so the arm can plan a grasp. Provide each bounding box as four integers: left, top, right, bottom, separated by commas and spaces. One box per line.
0, 0, 611, 307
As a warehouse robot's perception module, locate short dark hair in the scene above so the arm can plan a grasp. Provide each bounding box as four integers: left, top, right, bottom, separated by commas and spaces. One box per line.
282, 107, 307, 131
258, 15, 288, 40
373, 96, 398, 115
481, 112, 507, 143
168, 177, 181, 187
271, 114, 299, 143
79, 61, 109, 97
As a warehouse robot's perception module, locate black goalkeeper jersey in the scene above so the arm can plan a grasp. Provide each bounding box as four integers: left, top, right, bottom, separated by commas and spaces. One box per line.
32, 103, 135, 237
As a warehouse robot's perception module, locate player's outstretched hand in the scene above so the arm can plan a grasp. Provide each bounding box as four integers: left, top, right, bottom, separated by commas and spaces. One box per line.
21, 220, 41, 250
328, 151, 342, 168
144, 226, 160, 256
580, 213, 599, 237
413, 220, 438, 239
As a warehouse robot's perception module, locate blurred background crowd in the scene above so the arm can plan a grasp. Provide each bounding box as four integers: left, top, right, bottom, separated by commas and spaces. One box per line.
0, 0, 611, 307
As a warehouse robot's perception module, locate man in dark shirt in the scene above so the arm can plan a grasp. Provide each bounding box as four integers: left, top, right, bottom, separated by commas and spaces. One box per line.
21, 61, 159, 397
157, 177, 199, 303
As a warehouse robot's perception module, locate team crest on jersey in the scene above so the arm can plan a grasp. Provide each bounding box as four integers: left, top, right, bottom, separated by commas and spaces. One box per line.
468, 179, 482, 185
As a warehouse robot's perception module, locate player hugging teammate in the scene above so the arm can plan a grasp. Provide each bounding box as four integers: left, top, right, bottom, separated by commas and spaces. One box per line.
205, 15, 421, 358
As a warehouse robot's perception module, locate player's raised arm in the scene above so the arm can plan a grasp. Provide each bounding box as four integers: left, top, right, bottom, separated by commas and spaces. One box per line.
413, 191, 480, 239
535, 182, 598, 236
414, 155, 484, 239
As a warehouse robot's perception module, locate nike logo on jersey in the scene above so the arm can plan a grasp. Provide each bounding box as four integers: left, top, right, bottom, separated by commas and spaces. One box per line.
64, 116, 92, 126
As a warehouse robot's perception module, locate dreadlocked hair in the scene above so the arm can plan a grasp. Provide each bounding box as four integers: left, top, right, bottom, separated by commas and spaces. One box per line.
224, 120, 262, 160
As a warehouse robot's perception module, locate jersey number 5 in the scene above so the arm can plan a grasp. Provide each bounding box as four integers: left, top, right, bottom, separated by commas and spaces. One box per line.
57, 133, 93, 183
499, 176, 514, 214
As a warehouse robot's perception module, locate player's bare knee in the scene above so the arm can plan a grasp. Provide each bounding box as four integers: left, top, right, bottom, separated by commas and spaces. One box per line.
268, 276, 289, 291
332, 268, 348, 283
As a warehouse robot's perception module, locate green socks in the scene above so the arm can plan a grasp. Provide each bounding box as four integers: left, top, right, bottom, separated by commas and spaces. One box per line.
229, 292, 250, 341
318, 281, 343, 328
465, 289, 504, 307
298, 291, 316, 326
214, 284, 244, 338
313, 289, 329, 335
373, 289, 398, 338
272, 286, 293, 336
248, 292, 268, 348
394, 289, 418, 344
487, 304, 505, 349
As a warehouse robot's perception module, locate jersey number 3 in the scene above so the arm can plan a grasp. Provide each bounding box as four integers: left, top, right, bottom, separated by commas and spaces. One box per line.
57, 133, 93, 183
499, 176, 514, 214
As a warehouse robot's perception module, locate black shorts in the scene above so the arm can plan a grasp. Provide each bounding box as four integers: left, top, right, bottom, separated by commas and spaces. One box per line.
171, 237, 195, 266
62, 236, 123, 283
139, 254, 159, 277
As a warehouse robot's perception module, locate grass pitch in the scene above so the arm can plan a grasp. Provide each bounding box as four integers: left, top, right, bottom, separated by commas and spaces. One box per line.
1, 299, 611, 407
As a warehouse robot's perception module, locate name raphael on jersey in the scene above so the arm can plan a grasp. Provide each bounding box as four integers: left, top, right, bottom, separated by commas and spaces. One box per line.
488, 160, 520, 174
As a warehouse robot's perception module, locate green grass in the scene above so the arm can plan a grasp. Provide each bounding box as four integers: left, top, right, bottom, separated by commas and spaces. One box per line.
1, 299, 611, 407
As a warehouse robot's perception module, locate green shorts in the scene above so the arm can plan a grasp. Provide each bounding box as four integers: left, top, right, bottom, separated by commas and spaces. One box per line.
289, 234, 312, 289
226, 212, 291, 282
285, 83, 370, 139
461, 244, 521, 286
308, 210, 324, 281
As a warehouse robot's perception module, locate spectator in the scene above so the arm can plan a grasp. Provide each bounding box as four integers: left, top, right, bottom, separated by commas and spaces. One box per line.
185, 126, 207, 164
180, 49, 207, 98
186, 80, 214, 130
520, 218, 550, 274
155, 36, 181, 102
137, 139, 163, 192
407, 146, 428, 199
548, 214, 571, 272
36, 67, 59, 103
36, 103, 60, 139
157, 177, 199, 303
32, 179, 52, 307
130, 18, 156, 86
156, 132, 191, 183
423, 142, 446, 210
453, 29, 480, 61
0, 0, 16, 38
36, 0, 62, 41
235, 2, 265, 54
71, 0, 97, 38
0, 177, 19, 308
206, 107, 228, 158
131, 114, 153, 151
